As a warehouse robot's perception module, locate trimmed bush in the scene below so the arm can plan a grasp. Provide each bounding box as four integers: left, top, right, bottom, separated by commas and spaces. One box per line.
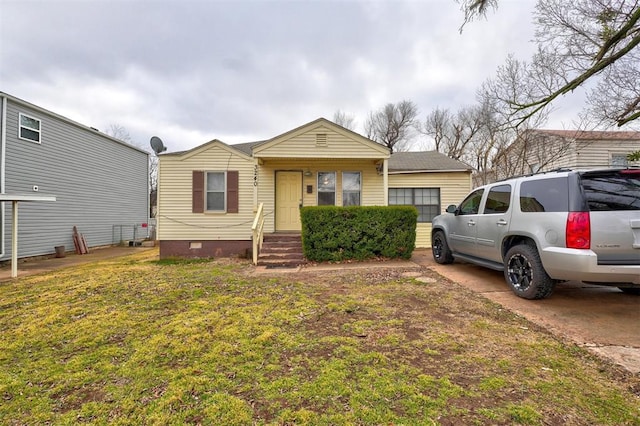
300, 206, 417, 262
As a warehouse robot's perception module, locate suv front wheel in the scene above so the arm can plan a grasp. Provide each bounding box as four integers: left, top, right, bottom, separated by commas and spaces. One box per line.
432, 230, 454, 264
504, 243, 555, 299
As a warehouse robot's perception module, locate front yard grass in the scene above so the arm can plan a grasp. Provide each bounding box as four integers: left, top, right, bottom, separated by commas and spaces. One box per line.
0, 249, 638, 425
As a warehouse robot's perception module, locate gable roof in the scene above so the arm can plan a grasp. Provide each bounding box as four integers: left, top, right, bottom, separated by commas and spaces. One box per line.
162, 139, 254, 161
252, 117, 390, 158
168, 118, 389, 159
388, 151, 472, 173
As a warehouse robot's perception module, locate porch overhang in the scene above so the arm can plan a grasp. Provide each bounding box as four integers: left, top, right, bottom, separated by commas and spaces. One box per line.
253, 154, 390, 161
0, 193, 57, 278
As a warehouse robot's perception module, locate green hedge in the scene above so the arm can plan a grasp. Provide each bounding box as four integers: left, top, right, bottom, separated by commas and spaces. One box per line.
300, 206, 417, 262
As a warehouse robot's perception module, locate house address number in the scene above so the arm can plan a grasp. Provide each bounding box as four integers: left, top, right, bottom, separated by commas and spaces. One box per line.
253, 165, 258, 186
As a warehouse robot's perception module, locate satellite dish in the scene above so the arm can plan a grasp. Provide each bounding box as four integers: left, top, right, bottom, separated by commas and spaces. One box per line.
150, 136, 167, 154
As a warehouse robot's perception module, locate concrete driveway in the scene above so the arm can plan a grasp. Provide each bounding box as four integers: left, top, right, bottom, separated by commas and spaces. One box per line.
411, 249, 640, 374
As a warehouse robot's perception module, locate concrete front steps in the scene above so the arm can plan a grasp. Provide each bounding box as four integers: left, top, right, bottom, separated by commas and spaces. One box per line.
257, 233, 305, 268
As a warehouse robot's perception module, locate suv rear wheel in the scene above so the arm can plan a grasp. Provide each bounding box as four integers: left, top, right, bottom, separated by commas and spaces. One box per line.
504, 243, 555, 299
432, 230, 454, 264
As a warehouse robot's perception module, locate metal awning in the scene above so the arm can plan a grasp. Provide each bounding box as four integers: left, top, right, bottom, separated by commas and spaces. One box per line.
0, 194, 57, 278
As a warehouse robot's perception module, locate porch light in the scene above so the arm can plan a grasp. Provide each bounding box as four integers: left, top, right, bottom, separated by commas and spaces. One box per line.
375, 162, 384, 175
304, 169, 313, 177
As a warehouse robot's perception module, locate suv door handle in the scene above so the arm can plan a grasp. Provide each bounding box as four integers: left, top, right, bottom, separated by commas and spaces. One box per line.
496, 219, 508, 226
467, 220, 476, 227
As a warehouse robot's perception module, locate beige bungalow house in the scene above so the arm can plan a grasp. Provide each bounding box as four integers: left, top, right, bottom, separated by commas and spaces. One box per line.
157, 118, 472, 261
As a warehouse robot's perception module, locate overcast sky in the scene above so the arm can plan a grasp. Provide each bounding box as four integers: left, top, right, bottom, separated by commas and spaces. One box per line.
1, 0, 586, 153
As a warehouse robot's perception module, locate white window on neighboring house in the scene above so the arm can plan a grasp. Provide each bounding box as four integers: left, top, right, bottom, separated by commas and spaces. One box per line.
342, 172, 361, 206
611, 153, 628, 167
19, 113, 41, 143
317, 172, 336, 205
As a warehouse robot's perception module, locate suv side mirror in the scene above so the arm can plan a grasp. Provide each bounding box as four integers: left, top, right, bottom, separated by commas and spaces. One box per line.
446, 205, 458, 214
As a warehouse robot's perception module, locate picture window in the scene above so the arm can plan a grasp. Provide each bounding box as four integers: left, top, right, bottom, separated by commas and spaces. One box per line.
389, 187, 440, 222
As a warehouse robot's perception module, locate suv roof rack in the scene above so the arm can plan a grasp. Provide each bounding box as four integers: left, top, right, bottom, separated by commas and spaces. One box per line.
498, 164, 639, 183
499, 167, 573, 183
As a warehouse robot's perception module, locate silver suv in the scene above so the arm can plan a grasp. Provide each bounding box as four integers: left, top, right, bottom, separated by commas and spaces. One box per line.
431, 168, 640, 299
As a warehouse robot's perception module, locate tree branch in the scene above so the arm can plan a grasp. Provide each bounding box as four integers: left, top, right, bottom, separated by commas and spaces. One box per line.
458, 0, 497, 33
594, 6, 640, 62
511, 31, 640, 127
617, 109, 640, 126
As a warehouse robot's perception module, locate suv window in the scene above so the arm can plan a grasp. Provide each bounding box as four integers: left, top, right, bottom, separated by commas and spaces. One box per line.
519, 177, 568, 213
484, 184, 511, 214
458, 189, 484, 215
581, 170, 640, 211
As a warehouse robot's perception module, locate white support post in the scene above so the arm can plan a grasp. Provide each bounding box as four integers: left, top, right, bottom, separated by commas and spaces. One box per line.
11, 200, 18, 278
0, 194, 56, 278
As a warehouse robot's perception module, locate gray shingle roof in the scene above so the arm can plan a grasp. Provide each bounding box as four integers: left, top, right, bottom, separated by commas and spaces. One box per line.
229, 140, 267, 156
388, 151, 472, 172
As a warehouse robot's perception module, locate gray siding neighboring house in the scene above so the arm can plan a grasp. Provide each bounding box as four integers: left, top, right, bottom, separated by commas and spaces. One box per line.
0, 92, 149, 260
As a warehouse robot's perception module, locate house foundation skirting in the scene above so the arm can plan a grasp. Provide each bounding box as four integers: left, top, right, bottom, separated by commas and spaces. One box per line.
159, 240, 252, 259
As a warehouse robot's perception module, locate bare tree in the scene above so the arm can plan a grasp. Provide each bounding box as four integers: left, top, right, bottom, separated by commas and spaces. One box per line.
491, 128, 586, 181
106, 124, 132, 143
364, 100, 419, 153
332, 110, 357, 131
420, 108, 451, 152
420, 104, 489, 162
466, 104, 512, 183
420, 101, 563, 184
461, 0, 640, 128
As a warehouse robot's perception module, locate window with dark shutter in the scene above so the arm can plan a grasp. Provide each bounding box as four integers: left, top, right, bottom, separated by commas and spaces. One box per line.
227, 171, 239, 213
192, 171, 204, 213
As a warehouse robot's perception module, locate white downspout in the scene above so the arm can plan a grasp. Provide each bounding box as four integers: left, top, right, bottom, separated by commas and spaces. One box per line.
1, 95, 7, 258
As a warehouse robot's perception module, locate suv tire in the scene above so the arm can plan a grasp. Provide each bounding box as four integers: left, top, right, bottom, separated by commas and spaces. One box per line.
504, 243, 555, 300
432, 230, 454, 264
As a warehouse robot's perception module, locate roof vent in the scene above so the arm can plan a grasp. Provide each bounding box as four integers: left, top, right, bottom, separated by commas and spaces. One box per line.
316, 133, 327, 146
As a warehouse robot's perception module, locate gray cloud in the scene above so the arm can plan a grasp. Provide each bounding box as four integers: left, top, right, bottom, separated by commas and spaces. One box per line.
2, 0, 579, 152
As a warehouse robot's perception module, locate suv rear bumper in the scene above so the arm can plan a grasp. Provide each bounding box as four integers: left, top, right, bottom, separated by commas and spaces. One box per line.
542, 247, 640, 284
